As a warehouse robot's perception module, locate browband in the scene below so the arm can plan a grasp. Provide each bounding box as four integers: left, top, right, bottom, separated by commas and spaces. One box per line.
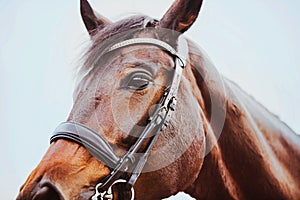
107, 38, 187, 66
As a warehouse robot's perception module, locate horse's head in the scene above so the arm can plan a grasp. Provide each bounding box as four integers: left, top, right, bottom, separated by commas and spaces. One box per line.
17, 0, 211, 199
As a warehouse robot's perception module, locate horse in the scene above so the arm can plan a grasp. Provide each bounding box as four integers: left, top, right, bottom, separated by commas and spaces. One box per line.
17, 0, 300, 199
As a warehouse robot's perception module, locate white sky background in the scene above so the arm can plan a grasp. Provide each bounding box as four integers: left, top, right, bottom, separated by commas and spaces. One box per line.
0, 0, 299, 199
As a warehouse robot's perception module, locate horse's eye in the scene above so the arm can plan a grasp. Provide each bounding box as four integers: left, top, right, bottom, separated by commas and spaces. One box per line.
122, 72, 153, 90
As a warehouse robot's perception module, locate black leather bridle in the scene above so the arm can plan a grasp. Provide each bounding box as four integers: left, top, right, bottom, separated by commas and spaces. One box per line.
50, 37, 187, 200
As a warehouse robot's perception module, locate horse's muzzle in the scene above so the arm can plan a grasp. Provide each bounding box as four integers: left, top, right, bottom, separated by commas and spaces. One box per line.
16, 180, 64, 200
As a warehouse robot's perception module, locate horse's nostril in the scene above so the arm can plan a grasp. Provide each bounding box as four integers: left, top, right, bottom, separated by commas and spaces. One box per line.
32, 182, 63, 200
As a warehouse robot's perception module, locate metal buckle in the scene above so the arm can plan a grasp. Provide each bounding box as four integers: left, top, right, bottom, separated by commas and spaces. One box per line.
91, 179, 135, 200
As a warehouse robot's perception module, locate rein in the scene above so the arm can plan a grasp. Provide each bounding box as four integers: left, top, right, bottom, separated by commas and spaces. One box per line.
50, 37, 188, 200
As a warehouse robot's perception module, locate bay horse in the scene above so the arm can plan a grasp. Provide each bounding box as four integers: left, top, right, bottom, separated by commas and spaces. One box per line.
17, 0, 300, 199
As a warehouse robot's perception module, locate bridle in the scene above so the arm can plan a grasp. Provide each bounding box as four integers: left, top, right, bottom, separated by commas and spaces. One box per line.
50, 37, 188, 200
51, 37, 187, 200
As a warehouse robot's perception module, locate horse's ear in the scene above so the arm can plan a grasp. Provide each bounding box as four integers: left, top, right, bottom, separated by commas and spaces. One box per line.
80, 0, 110, 36
159, 0, 203, 33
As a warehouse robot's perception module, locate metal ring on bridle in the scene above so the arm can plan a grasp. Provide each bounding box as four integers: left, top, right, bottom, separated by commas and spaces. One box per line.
92, 179, 135, 200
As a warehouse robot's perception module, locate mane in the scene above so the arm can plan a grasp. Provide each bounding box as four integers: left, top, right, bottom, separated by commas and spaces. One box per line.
187, 38, 299, 142
78, 15, 151, 78
224, 78, 299, 136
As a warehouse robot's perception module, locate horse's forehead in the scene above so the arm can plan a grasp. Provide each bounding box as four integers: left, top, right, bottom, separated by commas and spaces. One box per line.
117, 45, 174, 68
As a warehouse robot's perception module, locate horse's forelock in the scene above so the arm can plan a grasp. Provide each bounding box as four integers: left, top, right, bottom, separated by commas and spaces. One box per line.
77, 15, 151, 77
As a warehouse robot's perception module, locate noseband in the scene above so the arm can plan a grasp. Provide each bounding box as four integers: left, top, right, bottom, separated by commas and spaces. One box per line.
50, 37, 187, 200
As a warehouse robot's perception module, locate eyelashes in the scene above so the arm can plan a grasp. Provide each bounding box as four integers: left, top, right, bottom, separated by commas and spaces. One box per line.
120, 71, 153, 91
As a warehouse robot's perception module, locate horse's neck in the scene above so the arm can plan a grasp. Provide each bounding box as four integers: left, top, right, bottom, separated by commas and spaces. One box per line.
185, 41, 300, 200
